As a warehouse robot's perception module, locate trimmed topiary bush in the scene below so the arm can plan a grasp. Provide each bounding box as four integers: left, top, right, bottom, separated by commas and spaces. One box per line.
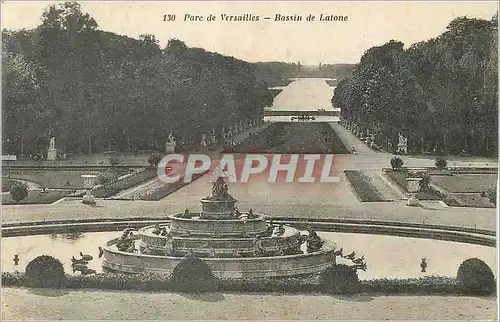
148, 153, 162, 168
435, 157, 447, 169
390, 157, 404, 171
414, 171, 431, 190
9, 181, 28, 203
170, 255, 219, 293
108, 154, 121, 167
456, 258, 495, 295
320, 264, 360, 294
25, 255, 65, 288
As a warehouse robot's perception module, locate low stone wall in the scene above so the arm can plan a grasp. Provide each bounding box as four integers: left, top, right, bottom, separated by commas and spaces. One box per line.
2, 218, 495, 247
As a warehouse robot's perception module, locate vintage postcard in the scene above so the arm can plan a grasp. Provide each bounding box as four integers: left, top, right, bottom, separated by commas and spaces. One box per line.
1, 0, 498, 320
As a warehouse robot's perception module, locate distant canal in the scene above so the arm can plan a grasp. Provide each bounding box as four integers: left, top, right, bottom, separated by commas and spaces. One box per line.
265, 78, 339, 123
2, 231, 495, 280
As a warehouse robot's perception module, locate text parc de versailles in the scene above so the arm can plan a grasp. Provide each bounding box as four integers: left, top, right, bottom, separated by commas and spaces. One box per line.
218, 13, 348, 22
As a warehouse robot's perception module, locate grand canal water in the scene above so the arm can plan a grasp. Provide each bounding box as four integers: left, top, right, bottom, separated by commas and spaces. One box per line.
265, 78, 339, 122
2, 231, 495, 280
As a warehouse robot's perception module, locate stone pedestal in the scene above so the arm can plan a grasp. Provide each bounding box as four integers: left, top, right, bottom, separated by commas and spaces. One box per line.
165, 142, 176, 153
47, 149, 57, 161
406, 177, 422, 193
407, 194, 419, 207
200, 198, 237, 219
82, 190, 95, 205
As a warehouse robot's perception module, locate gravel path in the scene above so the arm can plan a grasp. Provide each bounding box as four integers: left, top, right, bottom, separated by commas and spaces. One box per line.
2, 288, 497, 320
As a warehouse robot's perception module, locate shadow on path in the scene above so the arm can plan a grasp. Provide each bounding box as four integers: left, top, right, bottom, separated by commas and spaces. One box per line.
177, 292, 225, 302
28, 287, 70, 297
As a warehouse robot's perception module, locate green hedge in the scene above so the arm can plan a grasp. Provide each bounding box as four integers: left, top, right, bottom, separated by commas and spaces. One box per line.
3, 271, 486, 296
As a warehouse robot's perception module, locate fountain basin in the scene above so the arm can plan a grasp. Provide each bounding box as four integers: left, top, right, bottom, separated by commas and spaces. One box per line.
139, 224, 303, 257
168, 213, 268, 236
101, 238, 336, 278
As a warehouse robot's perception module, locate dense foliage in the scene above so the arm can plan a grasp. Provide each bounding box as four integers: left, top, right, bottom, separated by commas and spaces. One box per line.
390, 157, 403, 170
320, 264, 360, 294
169, 255, 219, 293
435, 157, 448, 169
3, 270, 465, 295
25, 255, 65, 287
334, 15, 498, 156
2, 2, 273, 157
481, 186, 497, 205
456, 258, 496, 294
9, 181, 28, 202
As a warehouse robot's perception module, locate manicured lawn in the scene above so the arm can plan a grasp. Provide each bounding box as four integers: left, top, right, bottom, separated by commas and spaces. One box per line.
344, 170, 387, 202
448, 193, 495, 208
140, 171, 208, 201
386, 171, 496, 206
325, 79, 338, 86
431, 174, 497, 193
93, 168, 157, 198
1, 190, 78, 205
233, 122, 348, 154
9, 169, 128, 189
385, 171, 441, 200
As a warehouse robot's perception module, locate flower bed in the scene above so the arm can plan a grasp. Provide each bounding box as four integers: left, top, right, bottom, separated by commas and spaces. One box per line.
344, 170, 387, 202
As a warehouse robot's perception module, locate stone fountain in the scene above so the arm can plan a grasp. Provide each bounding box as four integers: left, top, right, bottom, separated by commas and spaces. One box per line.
100, 178, 337, 278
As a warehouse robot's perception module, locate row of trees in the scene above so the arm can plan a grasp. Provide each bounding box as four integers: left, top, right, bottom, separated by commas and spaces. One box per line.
333, 15, 498, 156
2, 2, 273, 156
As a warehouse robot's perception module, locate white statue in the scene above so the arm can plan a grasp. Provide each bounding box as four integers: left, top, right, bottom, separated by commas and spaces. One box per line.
49, 137, 55, 150
201, 133, 207, 147
167, 133, 176, 144
397, 133, 408, 154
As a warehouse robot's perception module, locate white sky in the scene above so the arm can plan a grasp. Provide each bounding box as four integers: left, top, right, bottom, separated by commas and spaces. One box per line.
1, 1, 498, 64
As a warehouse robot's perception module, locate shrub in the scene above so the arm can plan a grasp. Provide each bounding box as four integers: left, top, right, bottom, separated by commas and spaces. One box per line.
390, 157, 404, 170
320, 264, 360, 294
108, 154, 121, 167
414, 171, 431, 190
9, 181, 28, 203
170, 255, 219, 293
148, 153, 162, 168
2, 179, 18, 192
2, 271, 26, 287
98, 170, 119, 186
361, 276, 458, 294
456, 258, 495, 295
481, 186, 497, 205
25, 255, 65, 288
435, 157, 447, 169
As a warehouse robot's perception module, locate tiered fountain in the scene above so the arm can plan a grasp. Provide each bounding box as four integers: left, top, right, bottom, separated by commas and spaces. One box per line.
100, 178, 336, 278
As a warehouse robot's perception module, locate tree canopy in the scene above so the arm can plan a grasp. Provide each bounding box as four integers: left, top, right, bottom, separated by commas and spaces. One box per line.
2, 1, 272, 155
333, 15, 498, 156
